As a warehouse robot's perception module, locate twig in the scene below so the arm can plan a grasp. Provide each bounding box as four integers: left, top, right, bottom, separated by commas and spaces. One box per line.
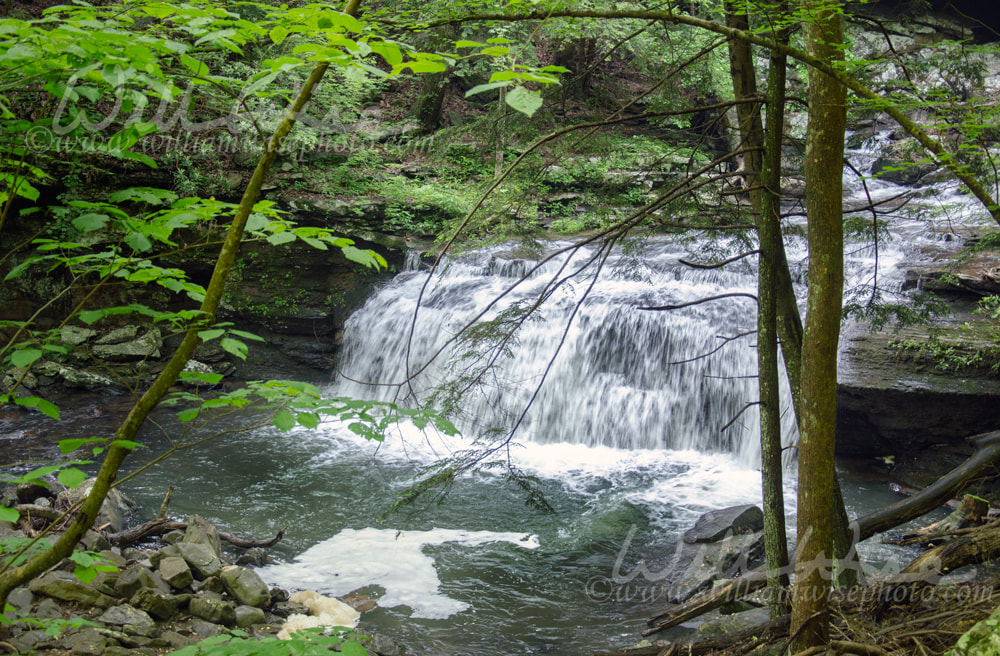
155, 486, 174, 520
638, 292, 758, 311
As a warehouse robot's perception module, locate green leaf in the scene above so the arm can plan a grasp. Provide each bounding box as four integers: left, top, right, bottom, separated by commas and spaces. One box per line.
341, 246, 379, 269
179, 370, 224, 385
179, 53, 209, 77
269, 25, 289, 44
109, 440, 144, 450
229, 329, 265, 342
480, 46, 510, 57
0, 507, 18, 523
266, 231, 296, 246
73, 566, 97, 584
454, 40, 483, 48
340, 641, 368, 656
273, 410, 296, 431
505, 86, 543, 118
10, 348, 42, 367
124, 232, 153, 253
15, 396, 60, 420
198, 329, 225, 341
57, 467, 88, 489
220, 337, 248, 360
19, 465, 60, 482
296, 412, 319, 429
465, 81, 509, 98
59, 438, 97, 454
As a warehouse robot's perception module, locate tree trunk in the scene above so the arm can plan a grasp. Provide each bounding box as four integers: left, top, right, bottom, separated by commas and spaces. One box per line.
724, 0, 790, 618
791, 0, 847, 650
758, 3, 793, 617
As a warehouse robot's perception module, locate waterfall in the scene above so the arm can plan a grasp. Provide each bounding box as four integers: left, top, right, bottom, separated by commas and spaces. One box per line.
333, 237, 800, 468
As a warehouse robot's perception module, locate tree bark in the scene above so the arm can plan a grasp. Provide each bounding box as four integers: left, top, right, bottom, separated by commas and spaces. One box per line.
791, 0, 847, 650
724, 0, 791, 618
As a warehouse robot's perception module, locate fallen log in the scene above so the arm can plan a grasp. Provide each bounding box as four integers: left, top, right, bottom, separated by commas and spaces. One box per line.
895, 494, 989, 545
644, 570, 769, 635
884, 517, 1000, 547
854, 430, 1000, 542
868, 523, 1000, 618
107, 517, 287, 549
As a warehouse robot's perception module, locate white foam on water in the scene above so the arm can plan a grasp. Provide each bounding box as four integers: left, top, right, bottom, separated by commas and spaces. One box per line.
261, 527, 539, 619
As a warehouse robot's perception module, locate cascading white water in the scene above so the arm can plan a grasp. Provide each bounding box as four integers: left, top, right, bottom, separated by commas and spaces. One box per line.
334, 237, 799, 468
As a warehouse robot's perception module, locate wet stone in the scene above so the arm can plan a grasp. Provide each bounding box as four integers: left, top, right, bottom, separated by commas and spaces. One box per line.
159, 556, 194, 590
189, 592, 236, 626
220, 565, 270, 608
65, 627, 111, 655
176, 542, 222, 579
115, 565, 169, 600
28, 571, 114, 608
9, 629, 51, 653
189, 617, 225, 638
192, 575, 226, 595
7, 586, 32, 612
149, 544, 181, 568
183, 514, 222, 556
129, 588, 182, 621
235, 604, 267, 627
161, 630, 195, 650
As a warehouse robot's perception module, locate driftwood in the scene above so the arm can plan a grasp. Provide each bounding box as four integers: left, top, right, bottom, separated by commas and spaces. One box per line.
854, 430, 1000, 542
895, 523, 1000, 585
644, 570, 769, 635
599, 616, 789, 656
895, 494, 989, 545
106, 517, 287, 549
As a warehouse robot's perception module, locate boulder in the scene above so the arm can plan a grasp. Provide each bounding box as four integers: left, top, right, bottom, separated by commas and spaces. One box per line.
235, 604, 267, 627
221, 565, 270, 608
176, 542, 222, 579
56, 479, 136, 532
659, 532, 765, 602
61, 325, 97, 345
192, 576, 226, 595
92, 327, 161, 361
98, 604, 158, 637
189, 592, 236, 626
684, 505, 764, 544
64, 627, 111, 655
182, 514, 222, 556
159, 557, 193, 590
58, 365, 121, 391
7, 586, 32, 613
149, 544, 181, 568
236, 547, 271, 567
188, 618, 225, 638
95, 326, 140, 344
115, 565, 169, 600
128, 587, 183, 620
29, 571, 115, 608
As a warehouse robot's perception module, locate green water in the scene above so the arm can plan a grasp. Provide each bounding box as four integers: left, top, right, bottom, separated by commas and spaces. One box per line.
114, 413, 939, 656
